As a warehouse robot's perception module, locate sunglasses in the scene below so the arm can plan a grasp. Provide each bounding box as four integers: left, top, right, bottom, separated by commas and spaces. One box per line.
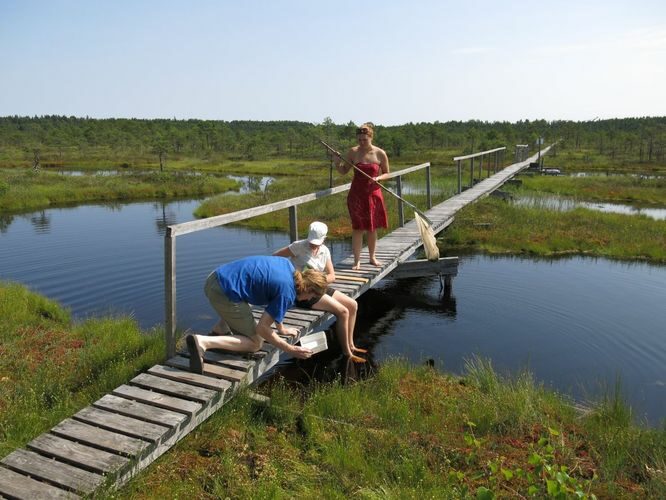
356, 127, 370, 135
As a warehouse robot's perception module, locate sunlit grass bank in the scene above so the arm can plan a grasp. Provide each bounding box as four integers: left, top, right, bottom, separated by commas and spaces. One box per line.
442, 197, 666, 263
0, 282, 164, 457
112, 359, 665, 499
0, 168, 240, 212
518, 174, 666, 205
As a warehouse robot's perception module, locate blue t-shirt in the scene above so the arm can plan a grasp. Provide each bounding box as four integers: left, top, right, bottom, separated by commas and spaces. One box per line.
215, 256, 296, 323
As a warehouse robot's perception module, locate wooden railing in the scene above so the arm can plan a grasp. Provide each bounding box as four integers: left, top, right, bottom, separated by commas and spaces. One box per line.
453, 147, 506, 193
163, 162, 432, 357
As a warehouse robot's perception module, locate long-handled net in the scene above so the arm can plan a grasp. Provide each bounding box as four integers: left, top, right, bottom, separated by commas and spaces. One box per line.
320, 139, 439, 261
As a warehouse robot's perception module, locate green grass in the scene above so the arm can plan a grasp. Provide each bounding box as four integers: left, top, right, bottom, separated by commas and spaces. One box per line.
2, 282, 664, 498
0, 282, 165, 457
0, 168, 240, 212
109, 358, 665, 499
517, 174, 666, 205
443, 195, 666, 263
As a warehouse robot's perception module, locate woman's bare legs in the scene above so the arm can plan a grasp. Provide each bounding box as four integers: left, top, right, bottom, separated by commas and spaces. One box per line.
330, 291, 365, 354
367, 230, 381, 266
351, 229, 364, 269
313, 294, 364, 362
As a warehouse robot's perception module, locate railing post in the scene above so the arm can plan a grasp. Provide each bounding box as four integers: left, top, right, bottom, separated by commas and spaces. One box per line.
288, 206, 298, 242
494, 151, 498, 174
396, 176, 404, 226
470, 157, 474, 187
165, 229, 176, 359
425, 163, 432, 209
457, 160, 462, 193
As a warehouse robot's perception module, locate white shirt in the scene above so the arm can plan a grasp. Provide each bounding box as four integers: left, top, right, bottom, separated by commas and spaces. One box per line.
288, 239, 331, 272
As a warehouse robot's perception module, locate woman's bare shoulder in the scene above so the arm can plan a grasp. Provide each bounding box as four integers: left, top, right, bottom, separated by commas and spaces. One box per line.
374, 146, 388, 157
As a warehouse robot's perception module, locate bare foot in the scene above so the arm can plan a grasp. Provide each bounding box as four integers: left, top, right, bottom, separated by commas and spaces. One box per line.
369, 258, 382, 267
352, 262, 361, 270
348, 354, 366, 363
352, 346, 367, 354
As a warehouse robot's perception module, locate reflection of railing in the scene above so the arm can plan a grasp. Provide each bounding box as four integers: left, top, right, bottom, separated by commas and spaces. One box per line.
163, 162, 432, 357
453, 147, 506, 193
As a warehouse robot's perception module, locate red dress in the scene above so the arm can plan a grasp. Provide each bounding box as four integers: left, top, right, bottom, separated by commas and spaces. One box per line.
347, 162, 388, 231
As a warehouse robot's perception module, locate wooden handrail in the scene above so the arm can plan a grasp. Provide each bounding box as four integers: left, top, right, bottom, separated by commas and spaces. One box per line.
453, 147, 506, 162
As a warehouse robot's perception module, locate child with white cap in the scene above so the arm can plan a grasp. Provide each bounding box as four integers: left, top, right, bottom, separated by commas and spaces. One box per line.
273, 221, 366, 362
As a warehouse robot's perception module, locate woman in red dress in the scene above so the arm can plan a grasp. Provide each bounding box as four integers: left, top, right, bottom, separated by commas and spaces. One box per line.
334, 123, 390, 270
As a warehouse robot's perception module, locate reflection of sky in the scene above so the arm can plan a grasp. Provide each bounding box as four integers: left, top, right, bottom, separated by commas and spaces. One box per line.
226, 175, 273, 194
513, 195, 666, 220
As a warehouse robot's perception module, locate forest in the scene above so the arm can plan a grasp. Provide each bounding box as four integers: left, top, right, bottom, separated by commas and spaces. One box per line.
0, 115, 665, 167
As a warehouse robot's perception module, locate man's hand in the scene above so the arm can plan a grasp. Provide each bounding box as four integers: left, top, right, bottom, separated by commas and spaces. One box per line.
289, 345, 313, 359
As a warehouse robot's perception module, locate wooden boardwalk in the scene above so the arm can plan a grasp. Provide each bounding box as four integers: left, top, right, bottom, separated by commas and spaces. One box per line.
0, 147, 549, 498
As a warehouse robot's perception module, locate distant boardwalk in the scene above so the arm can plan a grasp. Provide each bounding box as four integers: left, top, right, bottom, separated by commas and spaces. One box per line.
0, 146, 551, 497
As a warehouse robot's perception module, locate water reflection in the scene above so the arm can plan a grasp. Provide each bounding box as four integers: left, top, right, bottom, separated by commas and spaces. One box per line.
227, 175, 273, 194
513, 195, 666, 220
30, 210, 52, 233
153, 201, 179, 236
0, 213, 14, 233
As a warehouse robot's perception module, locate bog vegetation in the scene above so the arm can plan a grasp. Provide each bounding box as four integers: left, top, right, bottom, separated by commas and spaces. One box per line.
1, 116, 666, 496
1, 115, 665, 168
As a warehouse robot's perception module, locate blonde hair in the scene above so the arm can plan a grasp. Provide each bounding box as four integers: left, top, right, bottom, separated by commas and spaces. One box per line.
294, 269, 328, 296
356, 122, 375, 138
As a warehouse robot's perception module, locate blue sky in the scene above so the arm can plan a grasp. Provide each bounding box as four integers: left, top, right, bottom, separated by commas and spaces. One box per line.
1, 0, 664, 125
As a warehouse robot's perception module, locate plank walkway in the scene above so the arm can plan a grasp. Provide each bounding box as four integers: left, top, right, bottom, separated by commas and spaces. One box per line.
0, 148, 548, 498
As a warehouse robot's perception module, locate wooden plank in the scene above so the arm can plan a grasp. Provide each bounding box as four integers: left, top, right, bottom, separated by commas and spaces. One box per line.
1, 449, 103, 495
328, 284, 358, 294
74, 406, 170, 443
333, 274, 368, 283
0, 448, 105, 495
147, 365, 234, 392
388, 257, 458, 279
112, 384, 202, 417
130, 372, 220, 404
27, 433, 129, 475
51, 419, 150, 457
203, 351, 255, 371
94, 394, 187, 428
0, 465, 79, 499
166, 356, 247, 383
282, 310, 323, 321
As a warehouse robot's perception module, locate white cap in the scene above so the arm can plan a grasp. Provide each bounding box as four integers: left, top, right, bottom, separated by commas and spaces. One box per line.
307, 221, 328, 245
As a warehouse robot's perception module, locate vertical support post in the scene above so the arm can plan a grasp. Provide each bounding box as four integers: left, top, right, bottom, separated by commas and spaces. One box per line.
165, 229, 176, 359
457, 160, 462, 193
329, 161, 334, 189
479, 155, 484, 179
396, 176, 404, 227
494, 151, 498, 174
425, 163, 432, 209
288, 206, 298, 243
470, 157, 474, 187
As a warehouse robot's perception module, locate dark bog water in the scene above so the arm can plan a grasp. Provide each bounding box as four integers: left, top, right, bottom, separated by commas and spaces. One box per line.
1, 200, 664, 425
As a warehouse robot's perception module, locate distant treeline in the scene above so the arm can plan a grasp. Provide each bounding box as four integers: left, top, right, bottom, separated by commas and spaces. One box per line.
1, 115, 665, 164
